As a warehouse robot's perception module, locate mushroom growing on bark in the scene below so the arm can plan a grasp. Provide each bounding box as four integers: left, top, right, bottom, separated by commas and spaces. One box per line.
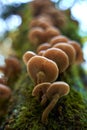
68, 40, 84, 64
30, 16, 52, 29
41, 81, 70, 124
29, 27, 45, 45
23, 51, 36, 65
37, 43, 51, 53
0, 84, 11, 102
45, 26, 61, 41
0, 56, 21, 78
27, 56, 59, 84
50, 35, 69, 46
53, 43, 76, 65
32, 82, 51, 103
43, 48, 69, 73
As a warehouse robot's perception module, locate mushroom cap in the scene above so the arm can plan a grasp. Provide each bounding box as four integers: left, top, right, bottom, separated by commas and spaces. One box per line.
23, 51, 36, 65
38, 50, 45, 56
45, 26, 60, 40
46, 81, 70, 100
43, 48, 69, 73
0, 84, 11, 100
32, 82, 51, 96
37, 43, 51, 53
68, 41, 84, 64
30, 17, 52, 29
27, 55, 59, 83
5, 56, 21, 77
53, 43, 76, 65
50, 35, 69, 46
29, 27, 45, 45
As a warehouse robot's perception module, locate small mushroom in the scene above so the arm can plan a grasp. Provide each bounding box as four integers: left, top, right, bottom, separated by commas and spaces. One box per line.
30, 17, 52, 29
27, 56, 59, 84
23, 51, 36, 65
45, 26, 61, 41
68, 41, 84, 64
41, 81, 70, 124
29, 27, 45, 45
0, 56, 21, 78
53, 43, 76, 65
38, 50, 46, 56
50, 35, 69, 46
0, 84, 11, 102
43, 48, 69, 73
0, 74, 7, 85
32, 82, 51, 104
37, 43, 51, 53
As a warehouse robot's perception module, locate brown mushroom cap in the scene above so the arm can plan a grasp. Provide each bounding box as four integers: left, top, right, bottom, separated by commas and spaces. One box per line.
53, 43, 76, 65
29, 27, 45, 45
0, 84, 11, 100
38, 50, 46, 56
23, 51, 36, 65
32, 82, 51, 96
68, 41, 84, 64
43, 48, 69, 73
50, 35, 69, 46
27, 55, 59, 84
45, 26, 61, 40
3, 56, 21, 78
30, 17, 52, 29
37, 43, 51, 53
46, 81, 70, 99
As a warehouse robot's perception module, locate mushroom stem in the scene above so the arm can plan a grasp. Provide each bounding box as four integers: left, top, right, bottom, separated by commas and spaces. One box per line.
36, 71, 45, 84
41, 94, 47, 105
41, 93, 59, 124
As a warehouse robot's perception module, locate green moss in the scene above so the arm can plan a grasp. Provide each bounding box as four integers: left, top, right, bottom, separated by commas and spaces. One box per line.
5, 71, 87, 130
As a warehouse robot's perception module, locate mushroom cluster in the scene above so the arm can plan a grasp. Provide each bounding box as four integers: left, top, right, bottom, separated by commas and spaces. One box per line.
23, 0, 84, 125
0, 56, 21, 117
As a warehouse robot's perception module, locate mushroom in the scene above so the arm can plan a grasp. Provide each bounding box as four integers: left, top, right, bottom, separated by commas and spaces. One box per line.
29, 27, 45, 45
0, 56, 21, 78
32, 82, 51, 103
38, 50, 45, 56
68, 40, 84, 64
0, 74, 7, 85
27, 56, 59, 84
0, 84, 11, 102
50, 35, 69, 46
30, 16, 52, 29
53, 43, 76, 65
23, 51, 36, 65
45, 26, 61, 41
37, 43, 51, 53
41, 81, 70, 124
43, 48, 69, 73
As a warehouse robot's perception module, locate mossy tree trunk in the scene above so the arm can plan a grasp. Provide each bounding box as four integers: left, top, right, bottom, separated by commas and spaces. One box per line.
0, 3, 87, 130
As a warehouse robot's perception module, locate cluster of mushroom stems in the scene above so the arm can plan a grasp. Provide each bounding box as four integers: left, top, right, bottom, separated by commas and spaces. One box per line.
23, 0, 84, 125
